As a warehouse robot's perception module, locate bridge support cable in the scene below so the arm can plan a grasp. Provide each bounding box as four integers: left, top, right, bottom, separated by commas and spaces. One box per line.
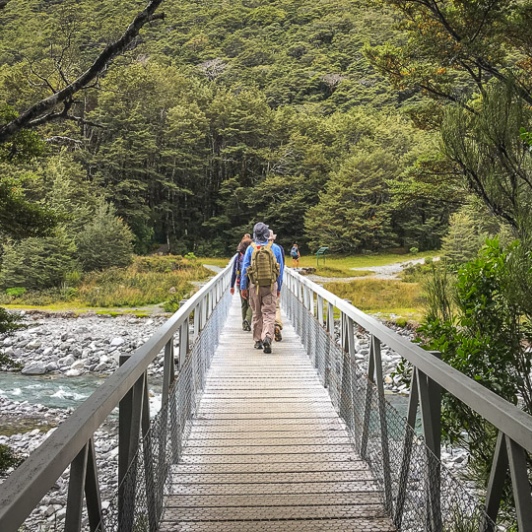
283, 268, 532, 531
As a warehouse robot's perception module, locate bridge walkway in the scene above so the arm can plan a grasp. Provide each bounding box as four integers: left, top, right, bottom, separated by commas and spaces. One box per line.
159, 294, 395, 531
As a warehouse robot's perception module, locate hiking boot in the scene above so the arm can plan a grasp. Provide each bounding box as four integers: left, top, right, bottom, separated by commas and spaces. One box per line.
254, 340, 263, 350
243, 320, 251, 332
274, 325, 282, 342
263, 337, 272, 354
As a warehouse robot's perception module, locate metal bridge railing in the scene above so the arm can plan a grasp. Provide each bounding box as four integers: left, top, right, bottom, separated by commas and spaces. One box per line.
282, 268, 532, 531
0, 261, 233, 532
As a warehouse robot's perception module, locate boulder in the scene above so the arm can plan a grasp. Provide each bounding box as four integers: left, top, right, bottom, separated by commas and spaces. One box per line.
110, 337, 124, 347
27, 340, 42, 350
21, 362, 47, 375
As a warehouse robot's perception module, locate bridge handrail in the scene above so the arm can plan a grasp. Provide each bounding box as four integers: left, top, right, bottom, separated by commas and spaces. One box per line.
285, 267, 532, 452
0, 260, 233, 532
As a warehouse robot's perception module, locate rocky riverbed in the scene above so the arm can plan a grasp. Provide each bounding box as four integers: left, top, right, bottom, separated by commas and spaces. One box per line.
2, 312, 170, 377
0, 312, 178, 530
0, 396, 119, 531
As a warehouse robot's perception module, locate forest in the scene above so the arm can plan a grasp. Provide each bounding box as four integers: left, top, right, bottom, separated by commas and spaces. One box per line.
1, 0, 460, 260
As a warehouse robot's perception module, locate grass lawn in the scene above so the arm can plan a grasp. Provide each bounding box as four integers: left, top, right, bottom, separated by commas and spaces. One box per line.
201, 257, 231, 268
297, 250, 439, 270
324, 278, 427, 323
0, 252, 434, 322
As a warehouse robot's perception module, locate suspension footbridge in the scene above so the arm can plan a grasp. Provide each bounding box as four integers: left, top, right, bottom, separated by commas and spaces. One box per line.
0, 260, 531, 531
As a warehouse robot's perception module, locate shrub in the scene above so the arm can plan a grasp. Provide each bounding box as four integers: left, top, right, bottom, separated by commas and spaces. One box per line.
75, 203, 134, 272
163, 294, 186, 313
0, 444, 22, 474
0, 351, 22, 370
77, 267, 195, 308
0, 230, 77, 289
131, 255, 206, 274
5, 287, 26, 298
418, 239, 532, 502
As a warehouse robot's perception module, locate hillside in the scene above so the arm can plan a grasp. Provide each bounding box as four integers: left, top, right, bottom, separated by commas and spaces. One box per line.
0, 0, 451, 256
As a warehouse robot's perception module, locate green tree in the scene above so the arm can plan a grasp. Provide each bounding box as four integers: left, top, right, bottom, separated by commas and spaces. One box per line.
0, 228, 77, 289
419, 240, 532, 497
441, 83, 532, 237
440, 210, 485, 268
75, 203, 134, 272
305, 148, 397, 252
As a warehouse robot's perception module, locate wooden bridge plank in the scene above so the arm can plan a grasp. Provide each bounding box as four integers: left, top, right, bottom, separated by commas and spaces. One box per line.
163, 492, 383, 507
165, 480, 383, 496
159, 518, 396, 532
163, 295, 394, 531
171, 461, 369, 474
161, 504, 387, 520
178, 452, 360, 465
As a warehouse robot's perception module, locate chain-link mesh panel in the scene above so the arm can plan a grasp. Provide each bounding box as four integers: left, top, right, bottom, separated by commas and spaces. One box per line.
285, 291, 495, 532
90, 291, 232, 532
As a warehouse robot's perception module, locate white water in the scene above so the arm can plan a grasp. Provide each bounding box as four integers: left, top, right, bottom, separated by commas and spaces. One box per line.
0, 373, 104, 410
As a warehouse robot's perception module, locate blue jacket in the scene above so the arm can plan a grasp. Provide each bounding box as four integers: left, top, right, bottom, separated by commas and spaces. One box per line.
240, 240, 284, 291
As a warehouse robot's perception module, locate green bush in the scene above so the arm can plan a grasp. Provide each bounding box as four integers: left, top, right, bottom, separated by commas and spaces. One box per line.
0, 230, 77, 289
0, 444, 22, 474
418, 239, 532, 502
163, 294, 185, 313
75, 204, 134, 272
5, 287, 26, 298
131, 255, 204, 274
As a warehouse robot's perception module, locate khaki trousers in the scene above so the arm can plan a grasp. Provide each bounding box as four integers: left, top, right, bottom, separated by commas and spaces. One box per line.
249, 282, 277, 342
275, 296, 283, 329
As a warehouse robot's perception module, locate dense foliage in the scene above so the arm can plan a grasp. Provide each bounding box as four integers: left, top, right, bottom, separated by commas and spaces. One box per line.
418, 241, 532, 504
0, 0, 454, 259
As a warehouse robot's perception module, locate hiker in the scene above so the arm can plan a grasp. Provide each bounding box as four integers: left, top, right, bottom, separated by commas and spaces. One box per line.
230, 234, 253, 331
240, 222, 284, 354
269, 229, 284, 342
290, 243, 300, 267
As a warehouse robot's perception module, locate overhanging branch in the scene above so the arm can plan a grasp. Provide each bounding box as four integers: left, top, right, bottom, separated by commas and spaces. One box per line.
0, 0, 165, 143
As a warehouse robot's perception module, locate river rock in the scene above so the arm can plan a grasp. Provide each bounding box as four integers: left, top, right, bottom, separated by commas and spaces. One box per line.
27, 340, 42, 350
21, 362, 47, 375
110, 337, 124, 347
70, 360, 85, 371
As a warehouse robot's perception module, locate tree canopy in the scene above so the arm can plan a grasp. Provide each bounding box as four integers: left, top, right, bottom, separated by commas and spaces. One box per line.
0, 0, 453, 255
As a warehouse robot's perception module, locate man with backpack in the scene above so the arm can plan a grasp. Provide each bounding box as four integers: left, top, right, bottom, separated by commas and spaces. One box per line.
240, 222, 284, 354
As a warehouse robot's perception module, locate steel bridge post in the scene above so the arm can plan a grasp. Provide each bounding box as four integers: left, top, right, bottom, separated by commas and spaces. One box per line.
394, 368, 419, 528
371, 335, 393, 515
65, 439, 104, 532
324, 302, 334, 388
418, 352, 442, 532
341, 315, 356, 432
